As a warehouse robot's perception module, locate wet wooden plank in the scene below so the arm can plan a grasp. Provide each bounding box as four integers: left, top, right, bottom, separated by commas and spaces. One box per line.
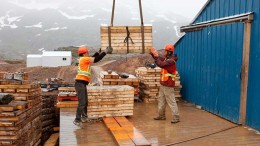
44, 133, 59, 146
110, 127, 136, 146
114, 117, 134, 127
103, 117, 121, 129
114, 117, 151, 146
103, 117, 135, 146
104, 117, 151, 146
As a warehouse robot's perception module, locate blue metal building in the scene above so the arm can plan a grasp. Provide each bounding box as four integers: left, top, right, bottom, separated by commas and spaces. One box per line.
175, 0, 260, 131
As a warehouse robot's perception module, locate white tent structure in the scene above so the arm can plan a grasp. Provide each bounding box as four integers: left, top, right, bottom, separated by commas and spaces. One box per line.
27, 51, 72, 67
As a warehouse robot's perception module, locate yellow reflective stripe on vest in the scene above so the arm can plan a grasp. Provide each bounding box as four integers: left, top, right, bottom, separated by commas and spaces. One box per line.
160, 69, 176, 81
164, 73, 176, 78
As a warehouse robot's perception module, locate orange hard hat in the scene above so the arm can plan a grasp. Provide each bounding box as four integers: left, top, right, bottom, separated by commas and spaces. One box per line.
164, 44, 174, 52
78, 46, 88, 55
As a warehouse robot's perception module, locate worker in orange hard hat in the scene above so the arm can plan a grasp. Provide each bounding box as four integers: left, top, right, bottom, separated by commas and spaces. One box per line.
73, 46, 113, 127
150, 44, 180, 124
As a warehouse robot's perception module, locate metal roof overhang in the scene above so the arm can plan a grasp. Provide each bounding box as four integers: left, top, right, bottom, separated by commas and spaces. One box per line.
181, 12, 254, 33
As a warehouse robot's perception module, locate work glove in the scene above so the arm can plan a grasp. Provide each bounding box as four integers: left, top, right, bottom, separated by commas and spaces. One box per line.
105, 47, 113, 54
149, 47, 159, 57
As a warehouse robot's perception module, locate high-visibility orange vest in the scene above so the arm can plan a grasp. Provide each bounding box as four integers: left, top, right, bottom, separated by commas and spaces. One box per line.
160, 69, 176, 82
75, 57, 92, 82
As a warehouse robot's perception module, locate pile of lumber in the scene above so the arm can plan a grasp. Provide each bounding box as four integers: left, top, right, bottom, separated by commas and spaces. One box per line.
0, 72, 28, 81
40, 78, 73, 90
57, 86, 134, 118
41, 92, 57, 145
135, 67, 182, 103
99, 71, 139, 88
100, 26, 152, 54
0, 72, 29, 85
0, 83, 42, 146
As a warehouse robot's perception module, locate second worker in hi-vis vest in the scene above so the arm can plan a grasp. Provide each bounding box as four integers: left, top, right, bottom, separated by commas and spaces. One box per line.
150, 44, 180, 124
73, 46, 113, 127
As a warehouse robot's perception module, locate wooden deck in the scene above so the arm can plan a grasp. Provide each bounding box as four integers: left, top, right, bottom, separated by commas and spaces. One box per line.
60, 102, 260, 146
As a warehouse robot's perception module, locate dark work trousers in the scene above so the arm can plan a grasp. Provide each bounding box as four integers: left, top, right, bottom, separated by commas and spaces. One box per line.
75, 80, 88, 121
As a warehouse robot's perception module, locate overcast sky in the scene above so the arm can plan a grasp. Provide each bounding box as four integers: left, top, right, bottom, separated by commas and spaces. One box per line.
2, 0, 208, 21
142, 0, 208, 19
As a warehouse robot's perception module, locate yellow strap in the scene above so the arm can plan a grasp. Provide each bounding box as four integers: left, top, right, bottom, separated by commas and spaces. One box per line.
165, 73, 176, 78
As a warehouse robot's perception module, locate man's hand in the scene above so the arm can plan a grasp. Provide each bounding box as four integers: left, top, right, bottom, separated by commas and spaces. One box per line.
105, 47, 113, 54
149, 48, 159, 57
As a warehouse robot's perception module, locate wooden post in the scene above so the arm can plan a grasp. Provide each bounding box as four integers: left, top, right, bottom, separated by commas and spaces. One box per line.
239, 21, 252, 125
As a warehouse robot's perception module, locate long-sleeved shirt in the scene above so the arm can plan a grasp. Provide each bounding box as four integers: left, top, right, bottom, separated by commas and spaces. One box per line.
152, 54, 178, 87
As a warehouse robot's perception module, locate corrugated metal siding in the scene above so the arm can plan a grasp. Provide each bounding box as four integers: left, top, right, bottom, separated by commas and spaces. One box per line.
176, 23, 244, 123
175, 0, 260, 126
246, 0, 260, 131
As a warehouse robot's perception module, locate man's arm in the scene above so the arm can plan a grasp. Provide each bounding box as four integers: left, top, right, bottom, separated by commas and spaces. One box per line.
92, 52, 99, 57
155, 58, 176, 68
93, 52, 106, 63
89, 48, 111, 63
151, 53, 165, 61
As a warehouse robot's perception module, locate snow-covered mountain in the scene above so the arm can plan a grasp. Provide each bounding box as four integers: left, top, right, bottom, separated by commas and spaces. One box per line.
0, 0, 206, 60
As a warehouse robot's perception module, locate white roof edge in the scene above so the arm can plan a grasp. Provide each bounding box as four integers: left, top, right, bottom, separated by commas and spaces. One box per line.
27, 54, 42, 57
190, 0, 212, 24
42, 51, 72, 56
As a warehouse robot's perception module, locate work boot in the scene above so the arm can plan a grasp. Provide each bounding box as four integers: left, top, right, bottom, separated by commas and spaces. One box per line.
171, 119, 180, 124
81, 115, 89, 123
171, 115, 180, 124
73, 119, 82, 127
153, 116, 166, 120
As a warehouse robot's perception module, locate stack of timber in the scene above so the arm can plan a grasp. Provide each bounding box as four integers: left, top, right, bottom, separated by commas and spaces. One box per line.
40, 78, 73, 90
0, 72, 29, 85
57, 86, 134, 118
135, 67, 182, 103
0, 82, 42, 146
100, 26, 152, 54
41, 92, 57, 145
100, 71, 139, 87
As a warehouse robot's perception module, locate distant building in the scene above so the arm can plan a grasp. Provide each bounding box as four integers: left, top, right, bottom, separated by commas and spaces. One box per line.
27, 51, 72, 67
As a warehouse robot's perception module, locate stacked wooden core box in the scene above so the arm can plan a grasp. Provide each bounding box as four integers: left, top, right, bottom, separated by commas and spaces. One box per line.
0, 72, 42, 146
135, 67, 182, 103
57, 85, 134, 118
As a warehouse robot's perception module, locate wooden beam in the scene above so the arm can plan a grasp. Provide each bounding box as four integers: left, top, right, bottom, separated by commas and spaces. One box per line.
239, 22, 252, 125
44, 133, 59, 146
103, 117, 151, 146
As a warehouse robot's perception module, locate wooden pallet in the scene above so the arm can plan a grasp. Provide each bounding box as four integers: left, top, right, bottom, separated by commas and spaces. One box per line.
100, 26, 152, 54
103, 117, 151, 146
